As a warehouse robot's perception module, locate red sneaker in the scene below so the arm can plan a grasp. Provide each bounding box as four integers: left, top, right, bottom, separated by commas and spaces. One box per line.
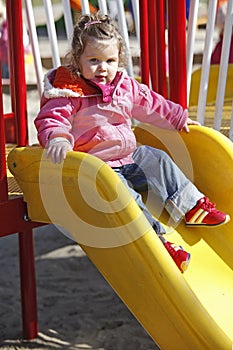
185, 197, 230, 227
163, 241, 191, 273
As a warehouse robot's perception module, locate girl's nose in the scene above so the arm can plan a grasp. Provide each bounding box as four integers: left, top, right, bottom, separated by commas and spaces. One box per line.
98, 61, 107, 71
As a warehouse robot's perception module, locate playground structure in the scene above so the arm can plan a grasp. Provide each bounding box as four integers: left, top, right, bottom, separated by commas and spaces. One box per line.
1, 0, 233, 349
23, 0, 233, 136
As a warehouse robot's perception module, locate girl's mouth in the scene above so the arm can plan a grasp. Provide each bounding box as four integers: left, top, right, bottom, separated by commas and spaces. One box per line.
95, 76, 107, 83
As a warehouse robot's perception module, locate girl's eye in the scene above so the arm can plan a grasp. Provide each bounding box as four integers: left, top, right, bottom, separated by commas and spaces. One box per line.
90, 58, 98, 63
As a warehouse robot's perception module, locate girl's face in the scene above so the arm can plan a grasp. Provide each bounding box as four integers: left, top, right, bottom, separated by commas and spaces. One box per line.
78, 37, 119, 84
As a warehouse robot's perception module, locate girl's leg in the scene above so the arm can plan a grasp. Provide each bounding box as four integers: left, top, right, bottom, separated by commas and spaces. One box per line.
113, 166, 191, 273
113, 168, 166, 234
131, 146, 204, 223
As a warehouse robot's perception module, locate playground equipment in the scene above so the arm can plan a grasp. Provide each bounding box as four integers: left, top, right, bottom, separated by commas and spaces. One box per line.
140, 0, 233, 138
1, 0, 233, 348
7, 125, 233, 349
189, 64, 233, 107
24, 0, 233, 135
188, 0, 233, 137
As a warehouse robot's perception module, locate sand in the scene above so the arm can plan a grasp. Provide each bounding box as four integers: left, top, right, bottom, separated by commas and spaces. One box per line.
1, 89, 160, 350
0, 225, 160, 350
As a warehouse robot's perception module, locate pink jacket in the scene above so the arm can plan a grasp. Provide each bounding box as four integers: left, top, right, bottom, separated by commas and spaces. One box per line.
35, 67, 188, 167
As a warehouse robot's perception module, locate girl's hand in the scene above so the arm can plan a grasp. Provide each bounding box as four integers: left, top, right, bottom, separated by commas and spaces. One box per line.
46, 137, 73, 163
182, 117, 201, 133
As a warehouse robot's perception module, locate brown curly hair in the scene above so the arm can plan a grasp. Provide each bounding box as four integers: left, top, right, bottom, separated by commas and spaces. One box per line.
65, 12, 128, 73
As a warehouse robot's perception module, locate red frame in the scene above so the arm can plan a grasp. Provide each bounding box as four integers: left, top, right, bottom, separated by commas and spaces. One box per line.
0, 0, 45, 340
139, 0, 187, 107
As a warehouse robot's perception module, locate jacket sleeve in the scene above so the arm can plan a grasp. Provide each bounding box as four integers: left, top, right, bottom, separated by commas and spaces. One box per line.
34, 96, 77, 148
130, 78, 188, 131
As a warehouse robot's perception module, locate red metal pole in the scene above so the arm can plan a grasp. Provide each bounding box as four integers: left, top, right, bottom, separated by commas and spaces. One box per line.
6, 0, 38, 340
155, 0, 167, 97
6, 0, 28, 146
19, 230, 38, 339
148, 1, 158, 92
139, 0, 150, 86
167, 0, 187, 108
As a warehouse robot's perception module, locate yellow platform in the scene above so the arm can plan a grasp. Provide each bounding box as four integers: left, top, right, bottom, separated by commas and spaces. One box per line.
189, 64, 233, 107
7, 125, 233, 350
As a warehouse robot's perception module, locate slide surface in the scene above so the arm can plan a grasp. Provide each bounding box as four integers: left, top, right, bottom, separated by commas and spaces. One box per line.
7, 125, 233, 350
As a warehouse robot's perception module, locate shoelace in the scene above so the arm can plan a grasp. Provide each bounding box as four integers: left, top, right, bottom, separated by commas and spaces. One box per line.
201, 197, 216, 212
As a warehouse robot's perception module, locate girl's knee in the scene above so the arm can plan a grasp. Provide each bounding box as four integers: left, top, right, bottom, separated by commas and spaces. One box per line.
145, 146, 170, 161
134, 145, 171, 164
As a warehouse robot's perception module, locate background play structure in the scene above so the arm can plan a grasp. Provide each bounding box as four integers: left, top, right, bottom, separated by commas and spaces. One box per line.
1, 1, 233, 349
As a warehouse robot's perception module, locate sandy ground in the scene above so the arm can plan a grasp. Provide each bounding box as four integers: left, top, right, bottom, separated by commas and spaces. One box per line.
0, 225, 160, 350
1, 89, 160, 350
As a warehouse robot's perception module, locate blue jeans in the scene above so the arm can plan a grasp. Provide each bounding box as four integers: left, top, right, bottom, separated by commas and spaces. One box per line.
113, 146, 203, 234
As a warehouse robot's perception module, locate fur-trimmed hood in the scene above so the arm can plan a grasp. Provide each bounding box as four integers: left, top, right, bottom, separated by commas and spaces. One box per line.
43, 66, 102, 99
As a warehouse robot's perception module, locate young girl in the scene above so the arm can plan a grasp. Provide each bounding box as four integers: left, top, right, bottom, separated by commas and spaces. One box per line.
35, 13, 230, 273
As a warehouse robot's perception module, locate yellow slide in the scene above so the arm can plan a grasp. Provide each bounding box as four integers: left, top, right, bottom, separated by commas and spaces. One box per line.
7, 125, 233, 350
